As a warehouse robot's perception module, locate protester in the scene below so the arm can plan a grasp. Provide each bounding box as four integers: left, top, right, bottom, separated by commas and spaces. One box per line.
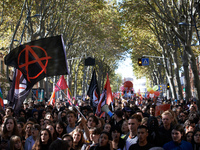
46, 124, 57, 141
62, 134, 74, 150
32, 129, 52, 150
24, 124, 41, 150
2, 85, 200, 150
71, 128, 85, 150
89, 131, 112, 150
49, 139, 69, 150
10, 135, 24, 150
159, 110, 174, 145
124, 115, 139, 150
55, 121, 66, 139
23, 122, 33, 140
129, 125, 154, 150
146, 116, 163, 147
163, 124, 193, 150
66, 111, 77, 133
186, 131, 194, 143
0, 116, 19, 150
110, 125, 125, 150
192, 129, 200, 149
81, 128, 101, 150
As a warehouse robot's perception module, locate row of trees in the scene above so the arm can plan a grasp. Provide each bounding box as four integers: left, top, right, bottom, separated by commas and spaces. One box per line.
0, 0, 126, 98
120, 0, 200, 108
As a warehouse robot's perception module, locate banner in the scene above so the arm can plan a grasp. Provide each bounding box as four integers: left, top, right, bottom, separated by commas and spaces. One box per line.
5, 35, 69, 87
155, 104, 171, 116
7, 69, 32, 113
87, 69, 100, 107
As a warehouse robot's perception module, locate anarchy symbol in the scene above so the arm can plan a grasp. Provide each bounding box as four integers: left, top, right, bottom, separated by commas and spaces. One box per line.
18, 45, 52, 82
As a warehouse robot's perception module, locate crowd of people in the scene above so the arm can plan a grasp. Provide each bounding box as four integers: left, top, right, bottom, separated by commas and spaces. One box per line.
0, 96, 199, 150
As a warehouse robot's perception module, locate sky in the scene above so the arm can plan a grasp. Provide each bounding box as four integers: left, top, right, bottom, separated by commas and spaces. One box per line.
115, 54, 134, 79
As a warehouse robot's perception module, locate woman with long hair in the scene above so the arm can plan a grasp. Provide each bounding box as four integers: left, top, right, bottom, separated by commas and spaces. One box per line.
23, 122, 33, 140
10, 135, 24, 150
71, 128, 85, 150
46, 124, 57, 141
0, 116, 19, 150
32, 129, 52, 150
17, 122, 25, 146
192, 129, 200, 150
55, 121, 66, 139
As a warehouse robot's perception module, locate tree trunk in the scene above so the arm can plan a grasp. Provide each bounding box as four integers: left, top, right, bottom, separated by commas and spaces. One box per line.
187, 45, 200, 110
173, 49, 183, 100
182, 48, 191, 102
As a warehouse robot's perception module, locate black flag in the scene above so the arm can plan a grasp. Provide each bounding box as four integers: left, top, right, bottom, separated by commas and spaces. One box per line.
7, 69, 32, 113
87, 69, 100, 108
5, 35, 69, 113
5, 35, 69, 87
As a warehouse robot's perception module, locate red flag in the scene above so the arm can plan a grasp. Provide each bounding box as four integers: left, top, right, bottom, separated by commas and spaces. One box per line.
105, 74, 113, 105
54, 75, 68, 92
48, 90, 56, 106
96, 73, 113, 116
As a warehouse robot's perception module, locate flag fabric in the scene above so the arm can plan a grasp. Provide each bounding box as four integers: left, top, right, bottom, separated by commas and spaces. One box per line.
48, 90, 56, 106
87, 69, 100, 108
0, 87, 4, 108
54, 75, 68, 92
5, 35, 69, 87
7, 69, 32, 113
104, 73, 113, 105
96, 74, 113, 116
67, 89, 72, 105
54, 75, 72, 105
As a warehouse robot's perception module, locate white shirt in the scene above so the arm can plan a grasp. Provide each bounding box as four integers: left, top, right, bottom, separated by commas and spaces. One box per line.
124, 136, 138, 150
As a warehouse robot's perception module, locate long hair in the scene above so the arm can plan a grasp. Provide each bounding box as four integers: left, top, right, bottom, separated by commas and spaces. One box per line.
10, 135, 23, 150
2, 116, 19, 139
55, 121, 66, 137
32, 129, 52, 150
17, 122, 25, 138
71, 128, 85, 149
46, 124, 57, 141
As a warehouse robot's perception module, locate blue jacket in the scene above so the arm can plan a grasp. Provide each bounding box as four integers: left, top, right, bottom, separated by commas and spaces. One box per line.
163, 140, 193, 150
24, 136, 36, 150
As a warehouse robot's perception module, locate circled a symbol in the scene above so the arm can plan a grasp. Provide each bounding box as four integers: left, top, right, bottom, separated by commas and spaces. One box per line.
18, 45, 52, 82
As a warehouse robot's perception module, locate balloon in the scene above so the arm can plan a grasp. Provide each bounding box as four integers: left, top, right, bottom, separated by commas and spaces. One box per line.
154, 91, 160, 97
124, 81, 133, 89
147, 87, 152, 92
153, 85, 159, 91
149, 89, 154, 94
150, 93, 154, 98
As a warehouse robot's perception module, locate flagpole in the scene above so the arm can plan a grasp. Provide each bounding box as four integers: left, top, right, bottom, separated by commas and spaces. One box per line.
50, 77, 87, 120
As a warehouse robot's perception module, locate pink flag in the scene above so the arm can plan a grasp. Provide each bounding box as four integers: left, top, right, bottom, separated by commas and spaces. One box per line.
54, 75, 68, 92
